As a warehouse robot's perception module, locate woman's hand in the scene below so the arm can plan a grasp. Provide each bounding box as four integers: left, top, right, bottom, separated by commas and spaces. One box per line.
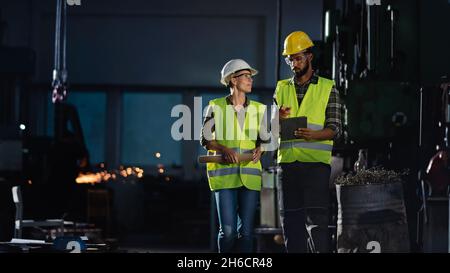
222, 147, 239, 164
252, 146, 263, 163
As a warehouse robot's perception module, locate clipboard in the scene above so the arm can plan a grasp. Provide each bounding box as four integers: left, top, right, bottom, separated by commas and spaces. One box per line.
280, 116, 307, 141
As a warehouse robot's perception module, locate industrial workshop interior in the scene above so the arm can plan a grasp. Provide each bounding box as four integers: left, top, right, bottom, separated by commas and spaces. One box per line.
0, 0, 449, 255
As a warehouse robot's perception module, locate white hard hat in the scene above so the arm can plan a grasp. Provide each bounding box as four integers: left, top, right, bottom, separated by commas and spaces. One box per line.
220, 59, 258, 86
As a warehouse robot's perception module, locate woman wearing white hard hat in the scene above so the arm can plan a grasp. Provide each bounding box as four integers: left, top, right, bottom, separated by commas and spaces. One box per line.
200, 59, 266, 252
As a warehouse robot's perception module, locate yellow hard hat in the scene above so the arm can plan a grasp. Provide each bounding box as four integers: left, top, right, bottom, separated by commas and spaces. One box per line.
282, 31, 314, 56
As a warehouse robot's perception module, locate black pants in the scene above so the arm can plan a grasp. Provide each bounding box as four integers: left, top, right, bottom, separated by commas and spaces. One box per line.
278, 161, 331, 253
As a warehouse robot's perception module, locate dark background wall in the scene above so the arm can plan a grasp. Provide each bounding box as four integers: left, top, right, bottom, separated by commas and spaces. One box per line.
419, 0, 450, 85
1, 0, 323, 87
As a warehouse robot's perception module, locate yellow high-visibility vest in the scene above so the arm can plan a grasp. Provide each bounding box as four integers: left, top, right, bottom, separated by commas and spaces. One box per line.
275, 76, 334, 165
206, 97, 265, 191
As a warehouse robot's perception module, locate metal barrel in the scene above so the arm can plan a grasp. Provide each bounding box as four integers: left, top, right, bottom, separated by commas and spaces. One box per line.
336, 182, 410, 253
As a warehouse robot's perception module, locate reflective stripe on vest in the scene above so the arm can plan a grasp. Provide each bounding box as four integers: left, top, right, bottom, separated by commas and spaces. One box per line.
279, 141, 333, 151
208, 167, 262, 177
307, 123, 323, 130
207, 147, 253, 156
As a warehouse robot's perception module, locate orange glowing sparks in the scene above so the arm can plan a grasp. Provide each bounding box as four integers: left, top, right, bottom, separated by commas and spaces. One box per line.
76, 166, 144, 184
76, 173, 101, 184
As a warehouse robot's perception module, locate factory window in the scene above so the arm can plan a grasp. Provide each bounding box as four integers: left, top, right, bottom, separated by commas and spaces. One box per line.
46, 91, 106, 164
121, 92, 182, 167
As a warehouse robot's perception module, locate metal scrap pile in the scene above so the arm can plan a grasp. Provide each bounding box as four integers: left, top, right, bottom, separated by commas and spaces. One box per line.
335, 167, 409, 186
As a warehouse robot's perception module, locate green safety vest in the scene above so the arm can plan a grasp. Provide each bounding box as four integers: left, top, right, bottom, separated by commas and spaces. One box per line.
206, 97, 265, 191
275, 76, 334, 165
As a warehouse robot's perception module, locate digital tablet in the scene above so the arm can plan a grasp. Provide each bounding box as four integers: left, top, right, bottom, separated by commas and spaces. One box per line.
280, 116, 307, 141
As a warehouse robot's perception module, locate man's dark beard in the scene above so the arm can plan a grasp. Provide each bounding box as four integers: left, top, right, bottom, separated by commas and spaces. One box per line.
293, 62, 310, 78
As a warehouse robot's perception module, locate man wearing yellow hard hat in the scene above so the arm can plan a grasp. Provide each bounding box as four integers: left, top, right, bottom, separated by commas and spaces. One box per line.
274, 31, 342, 253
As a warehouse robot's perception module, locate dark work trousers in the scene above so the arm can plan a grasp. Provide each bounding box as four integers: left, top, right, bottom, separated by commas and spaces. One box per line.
278, 161, 331, 253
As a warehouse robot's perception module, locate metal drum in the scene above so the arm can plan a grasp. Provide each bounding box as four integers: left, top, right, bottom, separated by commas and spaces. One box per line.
336, 182, 410, 253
